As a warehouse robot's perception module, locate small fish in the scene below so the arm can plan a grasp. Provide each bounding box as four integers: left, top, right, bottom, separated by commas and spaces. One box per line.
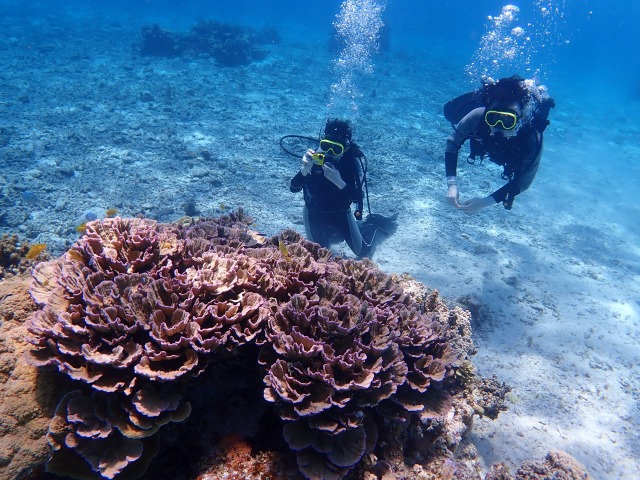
219, 203, 226, 211
68, 249, 84, 262
76, 222, 87, 233
278, 240, 291, 261
25, 243, 46, 260
105, 208, 118, 217
247, 230, 267, 245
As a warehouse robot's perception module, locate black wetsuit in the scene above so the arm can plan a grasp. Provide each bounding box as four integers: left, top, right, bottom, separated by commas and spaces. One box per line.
290, 145, 364, 251
445, 107, 543, 206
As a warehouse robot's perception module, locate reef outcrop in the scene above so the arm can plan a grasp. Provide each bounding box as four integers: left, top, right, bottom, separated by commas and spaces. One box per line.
0, 212, 591, 480
0, 275, 67, 480
0, 234, 47, 279
140, 21, 279, 66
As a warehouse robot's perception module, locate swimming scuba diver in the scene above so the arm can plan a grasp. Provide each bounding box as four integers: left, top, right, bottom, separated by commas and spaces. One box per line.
288, 118, 397, 258
444, 75, 555, 212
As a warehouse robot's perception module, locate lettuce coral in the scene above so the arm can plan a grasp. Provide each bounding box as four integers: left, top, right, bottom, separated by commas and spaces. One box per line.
26, 214, 462, 480
260, 256, 458, 478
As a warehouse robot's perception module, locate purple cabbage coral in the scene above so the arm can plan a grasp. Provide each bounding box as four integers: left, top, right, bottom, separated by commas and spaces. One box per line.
26, 215, 461, 480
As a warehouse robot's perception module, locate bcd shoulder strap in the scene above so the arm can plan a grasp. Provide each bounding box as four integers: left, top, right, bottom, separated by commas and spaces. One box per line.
443, 90, 485, 125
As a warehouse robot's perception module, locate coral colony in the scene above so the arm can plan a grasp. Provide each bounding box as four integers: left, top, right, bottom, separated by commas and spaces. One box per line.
26, 213, 467, 479
140, 21, 279, 66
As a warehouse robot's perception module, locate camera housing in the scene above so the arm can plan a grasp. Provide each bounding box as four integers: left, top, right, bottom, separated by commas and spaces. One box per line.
311, 152, 325, 166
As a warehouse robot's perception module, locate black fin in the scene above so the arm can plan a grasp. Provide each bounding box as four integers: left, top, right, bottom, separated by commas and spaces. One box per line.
357, 213, 399, 259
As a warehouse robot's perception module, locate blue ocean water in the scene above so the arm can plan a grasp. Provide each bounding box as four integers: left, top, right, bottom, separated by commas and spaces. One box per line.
3, 0, 638, 102
0, 1, 638, 479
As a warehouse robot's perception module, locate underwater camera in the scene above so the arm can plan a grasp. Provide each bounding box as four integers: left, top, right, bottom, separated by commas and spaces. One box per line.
311, 152, 325, 166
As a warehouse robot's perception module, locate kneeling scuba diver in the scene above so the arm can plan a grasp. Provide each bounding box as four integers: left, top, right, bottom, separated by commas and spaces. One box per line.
281, 119, 398, 258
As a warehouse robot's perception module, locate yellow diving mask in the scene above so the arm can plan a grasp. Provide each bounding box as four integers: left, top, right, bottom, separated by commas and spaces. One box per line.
484, 109, 519, 130
319, 138, 346, 156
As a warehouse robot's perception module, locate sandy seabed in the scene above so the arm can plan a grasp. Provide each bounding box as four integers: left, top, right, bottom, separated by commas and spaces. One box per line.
0, 13, 638, 480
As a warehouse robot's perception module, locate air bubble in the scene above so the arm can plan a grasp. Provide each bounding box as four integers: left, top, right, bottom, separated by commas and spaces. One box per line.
466, 2, 567, 82
328, 0, 385, 116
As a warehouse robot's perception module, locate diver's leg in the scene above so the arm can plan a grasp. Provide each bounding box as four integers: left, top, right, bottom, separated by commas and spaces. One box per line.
303, 206, 312, 240
515, 138, 543, 195
304, 207, 329, 247
341, 210, 363, 256
518, 149, 542, 193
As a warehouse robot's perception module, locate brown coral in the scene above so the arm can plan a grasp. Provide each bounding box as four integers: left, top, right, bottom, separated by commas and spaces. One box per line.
259, 242, 460, 478
0, 275, 68, 480
515, 450, 591, 479
197, 433, 294, 480
46, 387, 190, 479
26, 218, 272, 395
25, 215, 462, 480
3, 213, 595, 480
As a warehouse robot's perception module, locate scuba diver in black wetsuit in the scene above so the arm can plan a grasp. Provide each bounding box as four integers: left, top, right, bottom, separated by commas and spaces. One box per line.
444, 75, 555, 212
289, 119, 396, 258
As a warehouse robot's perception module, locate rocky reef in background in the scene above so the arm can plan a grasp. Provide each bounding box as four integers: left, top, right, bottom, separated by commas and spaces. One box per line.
0, 212, 591, 480
0, 233, 49, 280
140, 21, 280, 66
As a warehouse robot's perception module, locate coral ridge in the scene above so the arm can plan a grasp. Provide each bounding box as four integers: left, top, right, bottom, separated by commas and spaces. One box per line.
9, 214, 588, 480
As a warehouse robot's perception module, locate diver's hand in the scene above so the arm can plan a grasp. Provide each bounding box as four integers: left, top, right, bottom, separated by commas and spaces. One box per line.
322, 162, 346, 189
300, 149, 314, 176
446, 183, 460, 208
458, 196, 495, 214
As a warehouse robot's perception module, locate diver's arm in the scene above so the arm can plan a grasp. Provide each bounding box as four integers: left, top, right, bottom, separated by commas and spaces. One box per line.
444, 136, 462, 207
445, 108, 484, 207
458, 195, 496, 213
290, 171, 306, 193
322, 163, 346, 189
445, 107, 484, 175
490, 175, 525, 208
290, 150, 314, 193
